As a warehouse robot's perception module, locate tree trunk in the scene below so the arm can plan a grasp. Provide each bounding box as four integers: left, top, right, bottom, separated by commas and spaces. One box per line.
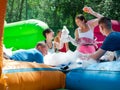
18, 0, 25, 20
15, 0, 21, 20
9, 0, 14, 22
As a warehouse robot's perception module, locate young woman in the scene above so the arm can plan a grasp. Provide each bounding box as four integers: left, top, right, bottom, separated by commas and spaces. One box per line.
43, 28, 55, 53
74, 6, 103, 54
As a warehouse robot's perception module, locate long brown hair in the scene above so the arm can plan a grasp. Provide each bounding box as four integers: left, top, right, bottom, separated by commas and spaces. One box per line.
43, 28, 53, 38
75, 14, 87, 23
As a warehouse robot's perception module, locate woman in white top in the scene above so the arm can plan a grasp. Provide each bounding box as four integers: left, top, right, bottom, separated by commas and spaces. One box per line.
74, 7, 103, 54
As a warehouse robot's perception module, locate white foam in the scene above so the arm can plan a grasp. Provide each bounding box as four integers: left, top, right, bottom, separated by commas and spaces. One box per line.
44, 50, 97, 69
86, 60, 120, 71
3, 45, 13, 57
44, 50, 76, 66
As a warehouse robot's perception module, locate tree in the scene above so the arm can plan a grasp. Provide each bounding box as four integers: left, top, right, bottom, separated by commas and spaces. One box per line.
98, 0, 120, 20
18, 0, 25, 20
5, 0, 120, 25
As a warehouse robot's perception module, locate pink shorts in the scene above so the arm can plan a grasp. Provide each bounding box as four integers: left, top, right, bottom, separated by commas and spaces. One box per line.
78, 45, 95, 54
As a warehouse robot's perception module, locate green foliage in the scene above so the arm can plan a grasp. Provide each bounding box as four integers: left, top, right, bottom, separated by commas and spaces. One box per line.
97, 0, 120, 20
85, 0, 120, 20
6, 0, 120, 28
5, 0, 120, 50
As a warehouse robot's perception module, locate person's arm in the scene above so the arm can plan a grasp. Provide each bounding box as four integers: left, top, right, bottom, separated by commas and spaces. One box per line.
66, 29, 78, 46
54, 37, 60, 49
90, 48, 106, 60
87, 7, 103, 18
83, 7, 103, 29
65, 43, 69, 51
75, 29, 79, 40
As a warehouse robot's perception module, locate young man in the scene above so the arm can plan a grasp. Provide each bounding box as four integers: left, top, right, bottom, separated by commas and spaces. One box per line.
10, 42, 48, 63
90, 17, 120, 60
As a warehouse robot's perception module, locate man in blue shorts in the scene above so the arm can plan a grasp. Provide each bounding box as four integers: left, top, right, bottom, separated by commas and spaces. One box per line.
90, 17, 120, 60
10, 42, 48, 63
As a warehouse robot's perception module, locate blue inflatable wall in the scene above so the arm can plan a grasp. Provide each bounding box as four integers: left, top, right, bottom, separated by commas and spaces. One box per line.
66, 68, 120, 90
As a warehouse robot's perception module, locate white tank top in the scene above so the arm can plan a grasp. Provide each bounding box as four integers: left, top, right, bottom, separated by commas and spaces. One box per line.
48, 42, 55, 54
78, 25, 94, 40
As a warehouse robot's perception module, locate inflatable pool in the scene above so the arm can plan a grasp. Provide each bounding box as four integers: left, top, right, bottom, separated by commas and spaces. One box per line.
4, 19, 48, 50
66, 68, 120, 90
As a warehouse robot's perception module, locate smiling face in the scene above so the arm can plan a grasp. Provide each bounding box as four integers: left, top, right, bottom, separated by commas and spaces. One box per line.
75, 18, 83, 27
46, 31, 54, 40
43, 28, 54, 41
75, 14, 86, 28
75, 18, 86, 29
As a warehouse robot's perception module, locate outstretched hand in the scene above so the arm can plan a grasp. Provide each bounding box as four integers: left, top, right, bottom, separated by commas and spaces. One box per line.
83, 6, 94, 14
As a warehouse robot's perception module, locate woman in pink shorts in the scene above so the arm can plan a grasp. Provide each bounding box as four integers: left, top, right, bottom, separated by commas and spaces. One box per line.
74, 7, 103, 54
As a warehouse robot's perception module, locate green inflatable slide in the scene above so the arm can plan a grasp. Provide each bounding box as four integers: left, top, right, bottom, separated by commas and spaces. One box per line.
3, 19, 49, 51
